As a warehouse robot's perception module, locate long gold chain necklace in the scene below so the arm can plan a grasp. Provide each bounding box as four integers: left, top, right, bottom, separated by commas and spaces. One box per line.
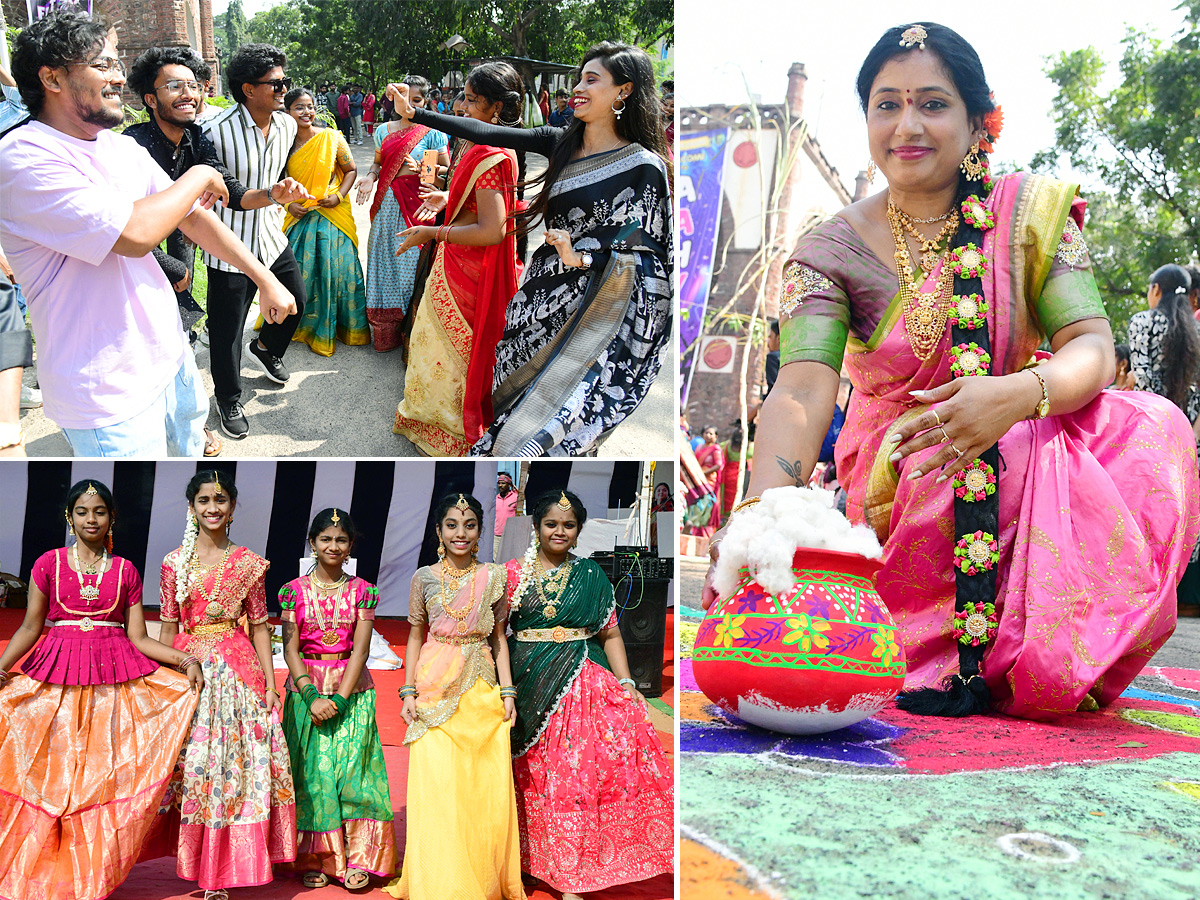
536, 557, 575, 619
191, 542, 234, 620
439, 558, 477, 634
888, 199, 957, 361
307, 573, 350, 645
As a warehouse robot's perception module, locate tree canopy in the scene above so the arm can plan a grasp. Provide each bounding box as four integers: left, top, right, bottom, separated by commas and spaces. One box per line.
1033, 0, 1200, 340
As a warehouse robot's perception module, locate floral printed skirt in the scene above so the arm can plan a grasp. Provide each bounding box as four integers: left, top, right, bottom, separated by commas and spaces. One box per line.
141, 653, 297, 889
514, 660, 674, 893
281, 687, 398, 882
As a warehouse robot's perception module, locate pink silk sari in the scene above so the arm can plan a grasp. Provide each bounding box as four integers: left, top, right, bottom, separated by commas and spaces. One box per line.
826, 173, 1199, 719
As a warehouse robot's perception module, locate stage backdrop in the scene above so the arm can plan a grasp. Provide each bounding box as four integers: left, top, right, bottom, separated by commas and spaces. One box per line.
0, 460, 651, 616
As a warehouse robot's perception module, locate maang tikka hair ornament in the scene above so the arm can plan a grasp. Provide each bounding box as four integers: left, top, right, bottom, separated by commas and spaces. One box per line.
331, 509, 341, 525
899, 24, 928, 49
557, 491, 572, 511
455, 494, 470, 512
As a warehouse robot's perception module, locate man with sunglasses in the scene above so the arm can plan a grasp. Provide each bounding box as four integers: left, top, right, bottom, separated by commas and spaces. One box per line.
0, 11, 297, 457
201, 42, 309, 439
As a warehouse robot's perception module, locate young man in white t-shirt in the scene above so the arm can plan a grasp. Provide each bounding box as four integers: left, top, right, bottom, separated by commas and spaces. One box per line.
0, 10, 296, 457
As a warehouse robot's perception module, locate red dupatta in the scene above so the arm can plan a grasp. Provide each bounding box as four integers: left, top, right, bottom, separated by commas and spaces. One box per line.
442, 142, 521, 443
370, 123, 432, 224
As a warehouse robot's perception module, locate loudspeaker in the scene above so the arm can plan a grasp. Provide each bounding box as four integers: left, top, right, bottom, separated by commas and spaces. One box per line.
613, 575, 669, 698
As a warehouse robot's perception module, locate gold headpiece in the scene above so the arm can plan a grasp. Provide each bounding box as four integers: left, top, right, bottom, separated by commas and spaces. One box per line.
899, 25, 927, 50
331, 509, 341, 525
455, 494, 470, 511
557, 491, 572, 511
212, 472, 222, 495
84, 483, 99, 496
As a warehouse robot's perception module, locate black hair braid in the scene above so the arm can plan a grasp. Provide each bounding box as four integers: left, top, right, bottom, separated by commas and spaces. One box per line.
897, 160, 997, 717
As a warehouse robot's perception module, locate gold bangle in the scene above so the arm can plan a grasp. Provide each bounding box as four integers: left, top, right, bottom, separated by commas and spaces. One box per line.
731, 496, 761, 515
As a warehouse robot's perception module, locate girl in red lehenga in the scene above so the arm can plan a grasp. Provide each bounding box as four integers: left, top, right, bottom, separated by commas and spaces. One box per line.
504, 490, 674, 899
0, 480, 200, 900
143, 469, 297, 900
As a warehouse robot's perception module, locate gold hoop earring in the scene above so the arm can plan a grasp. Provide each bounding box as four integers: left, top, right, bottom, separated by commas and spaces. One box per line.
866, 159, 876, 185
960, 140, 986, 181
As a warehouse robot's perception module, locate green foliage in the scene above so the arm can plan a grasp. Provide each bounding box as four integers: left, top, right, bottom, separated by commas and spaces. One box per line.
1035, 2, 1200, 340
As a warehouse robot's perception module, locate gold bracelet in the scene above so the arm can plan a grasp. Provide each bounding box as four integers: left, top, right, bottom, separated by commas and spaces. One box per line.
731, 496, 761, 515
1025, 368, 1050, 420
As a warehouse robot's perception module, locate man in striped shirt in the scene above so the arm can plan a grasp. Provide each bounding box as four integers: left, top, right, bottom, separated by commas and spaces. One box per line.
202, 43, 307, 439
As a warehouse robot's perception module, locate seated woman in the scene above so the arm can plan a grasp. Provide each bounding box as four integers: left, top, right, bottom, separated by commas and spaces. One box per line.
387, 41, 672, 457
391, 62, 523, 456
278, 87, 370, 357
706, 22, 1199, 720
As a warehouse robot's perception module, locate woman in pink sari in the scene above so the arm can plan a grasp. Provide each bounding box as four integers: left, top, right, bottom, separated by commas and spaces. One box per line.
706, 22, 1198, 721
354, 75, 449, 352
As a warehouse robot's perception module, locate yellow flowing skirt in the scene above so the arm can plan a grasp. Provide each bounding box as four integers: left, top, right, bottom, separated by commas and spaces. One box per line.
385, 679, 524, 900
0, 670, 198, 900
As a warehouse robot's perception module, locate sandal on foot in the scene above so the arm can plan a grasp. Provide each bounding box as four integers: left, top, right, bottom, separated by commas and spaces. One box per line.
204, 891, 229, 900
302, 872, 329, 889
203, 427, 222, 457
344, 868, 370, 891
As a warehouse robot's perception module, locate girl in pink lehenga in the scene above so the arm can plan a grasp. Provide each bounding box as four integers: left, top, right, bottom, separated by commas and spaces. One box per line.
143, 469, 296, 900
706, 22, 1198, 720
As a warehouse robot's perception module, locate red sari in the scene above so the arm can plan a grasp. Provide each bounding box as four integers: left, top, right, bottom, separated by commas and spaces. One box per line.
394, 142, 521, 455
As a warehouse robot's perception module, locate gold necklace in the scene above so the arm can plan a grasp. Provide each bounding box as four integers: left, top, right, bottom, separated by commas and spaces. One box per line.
307, 574, 350, 645
71, 543, 108, 602
888, 200, 957, 361
536, 557, 575, 619
61, 546, 119, 626
439, 558, 477, 634
191, 542, 234, 620
891, 199, 959, 273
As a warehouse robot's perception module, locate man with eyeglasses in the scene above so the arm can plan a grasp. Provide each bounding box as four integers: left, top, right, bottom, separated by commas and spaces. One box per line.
0, 11, 297, 457
200, 42, 309, 440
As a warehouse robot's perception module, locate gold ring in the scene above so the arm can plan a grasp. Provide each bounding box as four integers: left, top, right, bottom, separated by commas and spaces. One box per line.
949, 442, 964, 458
938, 426, 950, 443
931, 409, 942, 428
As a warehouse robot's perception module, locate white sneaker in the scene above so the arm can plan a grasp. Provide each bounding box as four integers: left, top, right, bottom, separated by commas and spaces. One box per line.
20, 384, 41, 409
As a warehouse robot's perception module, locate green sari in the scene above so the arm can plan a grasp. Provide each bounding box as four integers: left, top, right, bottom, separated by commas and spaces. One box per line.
505, 558, 615, 756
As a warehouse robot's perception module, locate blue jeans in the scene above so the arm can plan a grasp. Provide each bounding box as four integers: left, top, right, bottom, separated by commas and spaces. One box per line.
62, 353, 207, 457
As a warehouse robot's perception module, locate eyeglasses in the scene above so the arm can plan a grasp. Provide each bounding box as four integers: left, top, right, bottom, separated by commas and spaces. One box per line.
155, 79, 201, 95
68, 56, 126, 80
250, 78, 292, 93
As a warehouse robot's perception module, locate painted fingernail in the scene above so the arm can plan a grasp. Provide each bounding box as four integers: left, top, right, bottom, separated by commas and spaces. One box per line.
889, 451, 901, 462
906, 470, 922, 481
935, 474, 948, 484
888, 433, 902, 443
910, 389, 927, 397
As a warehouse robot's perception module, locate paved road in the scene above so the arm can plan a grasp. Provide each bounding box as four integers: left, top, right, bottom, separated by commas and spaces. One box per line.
676, 555, 1199, 670
17, 139, 673, 458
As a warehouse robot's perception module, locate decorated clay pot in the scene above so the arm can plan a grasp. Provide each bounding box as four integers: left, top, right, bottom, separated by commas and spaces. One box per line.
692, 547, 906, 734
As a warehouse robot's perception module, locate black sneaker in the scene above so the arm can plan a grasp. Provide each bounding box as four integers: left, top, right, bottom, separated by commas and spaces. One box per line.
248, 340, 289, 384
218, 401, 249, 439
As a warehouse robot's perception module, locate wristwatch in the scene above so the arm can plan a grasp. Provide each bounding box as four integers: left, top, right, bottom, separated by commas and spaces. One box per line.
267, 184, 285, 207
1027, 368, 1050, 420
0, 423, 23, 450
578, 251, 593, 268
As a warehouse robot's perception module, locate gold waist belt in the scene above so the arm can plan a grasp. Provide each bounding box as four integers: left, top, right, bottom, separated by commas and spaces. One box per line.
51, 619, 122, 630
515, 626, 597, 644
188, 620, 237, 636
431, 632, 486, 646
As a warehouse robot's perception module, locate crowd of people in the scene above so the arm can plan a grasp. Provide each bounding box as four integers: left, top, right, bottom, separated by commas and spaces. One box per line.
0, 474, 674, 900
0, 9, 674, 459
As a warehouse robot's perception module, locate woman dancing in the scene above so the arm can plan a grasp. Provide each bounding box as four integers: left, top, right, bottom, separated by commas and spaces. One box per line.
279, 507, 397, 890
705, 22, 1198, 719
391, 62, 523, 456
388, 41, 672, 457
277, 87, 370, 356
385, 493, 523, 899
505, 490, 674, 898
147, 469, 297, 899
354, 75, 449, 353
0, 480, 200, 900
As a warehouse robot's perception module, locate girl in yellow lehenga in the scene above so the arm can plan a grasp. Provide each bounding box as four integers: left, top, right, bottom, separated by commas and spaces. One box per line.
385, 493, 524, 900
390, 62, 522, 456
276, 87, 370, 356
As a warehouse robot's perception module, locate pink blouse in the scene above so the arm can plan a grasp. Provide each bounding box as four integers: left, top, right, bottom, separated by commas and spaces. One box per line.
22, 548, 158, 685
279, 575, 377, 695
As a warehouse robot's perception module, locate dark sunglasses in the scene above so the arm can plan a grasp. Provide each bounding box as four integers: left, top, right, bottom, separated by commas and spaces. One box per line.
250, 77, 292, 93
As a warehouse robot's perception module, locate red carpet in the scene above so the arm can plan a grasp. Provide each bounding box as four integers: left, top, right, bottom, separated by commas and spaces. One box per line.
0, 609, 675, 899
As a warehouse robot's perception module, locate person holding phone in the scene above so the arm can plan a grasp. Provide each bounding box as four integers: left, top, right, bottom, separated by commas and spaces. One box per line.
354, 75, 449, 353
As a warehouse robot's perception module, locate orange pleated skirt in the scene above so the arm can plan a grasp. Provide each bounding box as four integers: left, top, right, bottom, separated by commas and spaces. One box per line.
0, 669, 198, 900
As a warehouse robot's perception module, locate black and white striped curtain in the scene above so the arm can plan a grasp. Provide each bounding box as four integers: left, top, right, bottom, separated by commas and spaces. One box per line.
0, 460, 651, 616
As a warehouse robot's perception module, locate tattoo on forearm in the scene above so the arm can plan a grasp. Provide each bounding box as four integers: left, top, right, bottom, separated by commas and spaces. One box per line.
777, 456, 805, 487
281, 621, 295, 648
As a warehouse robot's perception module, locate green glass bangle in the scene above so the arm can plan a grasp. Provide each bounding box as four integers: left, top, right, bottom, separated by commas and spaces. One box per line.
330, 693, 350, 715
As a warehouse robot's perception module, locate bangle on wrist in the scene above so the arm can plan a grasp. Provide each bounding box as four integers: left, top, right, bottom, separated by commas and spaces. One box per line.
617, 678, 636, 690
731, 496, 761, 515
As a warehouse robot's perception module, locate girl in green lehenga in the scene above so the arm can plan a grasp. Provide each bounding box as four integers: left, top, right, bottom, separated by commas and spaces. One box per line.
279, 508, 398, 891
